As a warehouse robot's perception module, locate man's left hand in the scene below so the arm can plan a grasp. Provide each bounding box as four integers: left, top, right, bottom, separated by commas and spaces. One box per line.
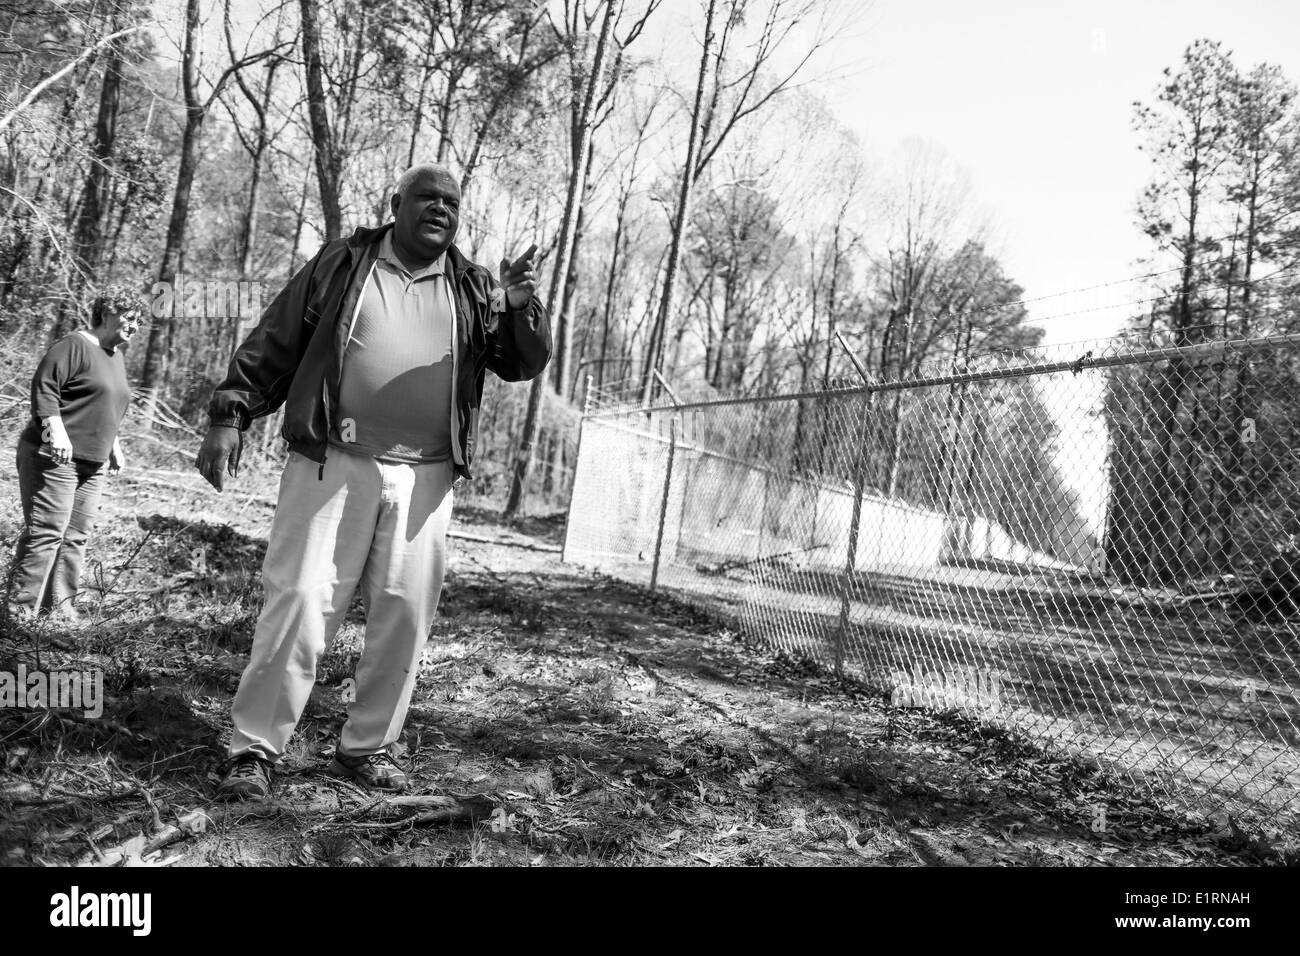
499, 242, 539, 310
108, 444, 124, 476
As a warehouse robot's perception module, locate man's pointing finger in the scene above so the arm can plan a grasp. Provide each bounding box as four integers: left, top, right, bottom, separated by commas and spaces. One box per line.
512, 242, 539, 269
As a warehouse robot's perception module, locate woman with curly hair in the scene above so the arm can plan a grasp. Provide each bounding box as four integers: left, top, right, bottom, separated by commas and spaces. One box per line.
9, 288, 144, 622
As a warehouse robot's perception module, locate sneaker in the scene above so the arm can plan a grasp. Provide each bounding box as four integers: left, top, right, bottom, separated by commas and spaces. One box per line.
330, 749, 410, 792
216, 754, 274, 800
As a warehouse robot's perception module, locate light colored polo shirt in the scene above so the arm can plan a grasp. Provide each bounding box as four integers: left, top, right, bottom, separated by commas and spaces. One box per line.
332, 232, 455, 463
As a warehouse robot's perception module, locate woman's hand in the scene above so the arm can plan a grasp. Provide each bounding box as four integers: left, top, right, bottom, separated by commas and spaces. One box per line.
108, 439, 125, 476
43, 416, 73, 465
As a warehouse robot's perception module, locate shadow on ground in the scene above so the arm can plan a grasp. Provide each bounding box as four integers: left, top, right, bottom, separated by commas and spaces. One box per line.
0, 496, 1293, 867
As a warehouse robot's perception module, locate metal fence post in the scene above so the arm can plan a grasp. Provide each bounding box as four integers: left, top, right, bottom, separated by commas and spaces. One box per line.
836, 394, 872, 676
834, 335, 877, 678
650, 416, 677, 591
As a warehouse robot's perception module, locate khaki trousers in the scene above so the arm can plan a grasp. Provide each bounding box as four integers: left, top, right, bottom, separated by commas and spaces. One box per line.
229, 448, 453, 761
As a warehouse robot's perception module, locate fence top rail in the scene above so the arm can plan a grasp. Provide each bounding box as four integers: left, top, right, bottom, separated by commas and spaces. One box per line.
586, 332, 1300, 419
584, 416, 956, 516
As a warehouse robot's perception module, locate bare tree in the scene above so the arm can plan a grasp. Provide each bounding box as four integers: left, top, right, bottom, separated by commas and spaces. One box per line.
640, 0, 839, 403
220, 1, 290, 352
49, 11, 137, 339
504, 0, 663, 518
298, 0, 342, 240
139, 0, 289, 401
0, 22, 148, 135
870, 141, 986, 494
596, 91, 661, 390
504, 0, 619, 520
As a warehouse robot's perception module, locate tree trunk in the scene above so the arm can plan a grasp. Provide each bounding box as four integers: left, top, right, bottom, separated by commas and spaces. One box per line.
1150, 153, 1202, 582
1218, 171, 1262, 569
640, 0, 716, 404
1208, 227, 1239, 570
289, 167, 312, 276
140, 0, 205, 405
504, 0, 616, 520
553, 61, 602, 398
52, 25, 125, 340
232, 147, 265, 355
880, 304, 911, 497
407, 43, 437, 168
814, 228, 844, 477
72, 28, 124, 281
299, 0, 342, 240
597, 194, 629, 390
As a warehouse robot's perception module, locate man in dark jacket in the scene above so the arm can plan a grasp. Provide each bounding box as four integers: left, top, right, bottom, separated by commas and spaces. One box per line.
196, 163, 550, 799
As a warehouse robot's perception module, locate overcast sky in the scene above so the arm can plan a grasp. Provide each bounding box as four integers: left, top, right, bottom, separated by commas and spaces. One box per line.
820, 0, 1300, 347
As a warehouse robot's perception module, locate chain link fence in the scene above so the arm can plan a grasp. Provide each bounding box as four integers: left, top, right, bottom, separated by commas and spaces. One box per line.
563, 334, 1300, 829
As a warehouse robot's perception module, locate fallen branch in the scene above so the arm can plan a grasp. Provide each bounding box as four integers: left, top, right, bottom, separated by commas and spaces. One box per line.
2, 779, 138, 806
65, 790, 504, 860
447, 530, 561, 554
332, 791, 496, 827
119, 474, 204, 496
0, 25, 151, 134
68, 808, 150, 865
697, 543, 829, 576
50, 709, 141, 742
124, 433, 202, 460
74, 808, 213, 866
907, 828, 967, 867
135, 572, 200, 599
142, 808, 212, 856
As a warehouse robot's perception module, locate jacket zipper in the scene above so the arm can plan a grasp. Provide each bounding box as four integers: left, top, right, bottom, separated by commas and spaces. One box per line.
318, 375, 328, 480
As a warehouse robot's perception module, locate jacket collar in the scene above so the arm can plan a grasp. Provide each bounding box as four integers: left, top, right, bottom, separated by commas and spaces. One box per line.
444, 243, 478, 277
378, 231, 446, 279
346, 221, 392, 248
347, 222, 478, 280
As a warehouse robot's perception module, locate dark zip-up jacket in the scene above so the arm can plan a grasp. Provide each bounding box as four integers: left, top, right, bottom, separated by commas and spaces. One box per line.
208, 223, 551, 481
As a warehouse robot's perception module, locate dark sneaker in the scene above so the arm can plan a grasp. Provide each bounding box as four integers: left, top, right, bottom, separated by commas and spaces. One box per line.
216, 754, 274, 800
330, 749, 410, 791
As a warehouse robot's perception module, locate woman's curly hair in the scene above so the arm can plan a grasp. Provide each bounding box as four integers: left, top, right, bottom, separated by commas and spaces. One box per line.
88, 283, 147, 328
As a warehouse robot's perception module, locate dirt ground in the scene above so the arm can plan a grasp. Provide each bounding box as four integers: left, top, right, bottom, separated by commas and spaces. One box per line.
0, 459, 1295, 867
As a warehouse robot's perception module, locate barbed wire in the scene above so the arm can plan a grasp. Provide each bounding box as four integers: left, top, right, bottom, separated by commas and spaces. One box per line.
587, 318, 1300, 413
600, 263, 1300, 400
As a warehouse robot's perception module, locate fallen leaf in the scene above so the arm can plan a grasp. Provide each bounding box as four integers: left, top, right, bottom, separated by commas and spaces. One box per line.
489, 808, 518, 833
658, 829, 683, 850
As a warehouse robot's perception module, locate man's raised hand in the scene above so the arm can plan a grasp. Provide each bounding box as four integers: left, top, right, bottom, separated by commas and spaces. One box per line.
195, 425, 243, 491
499, 242, 539, 310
